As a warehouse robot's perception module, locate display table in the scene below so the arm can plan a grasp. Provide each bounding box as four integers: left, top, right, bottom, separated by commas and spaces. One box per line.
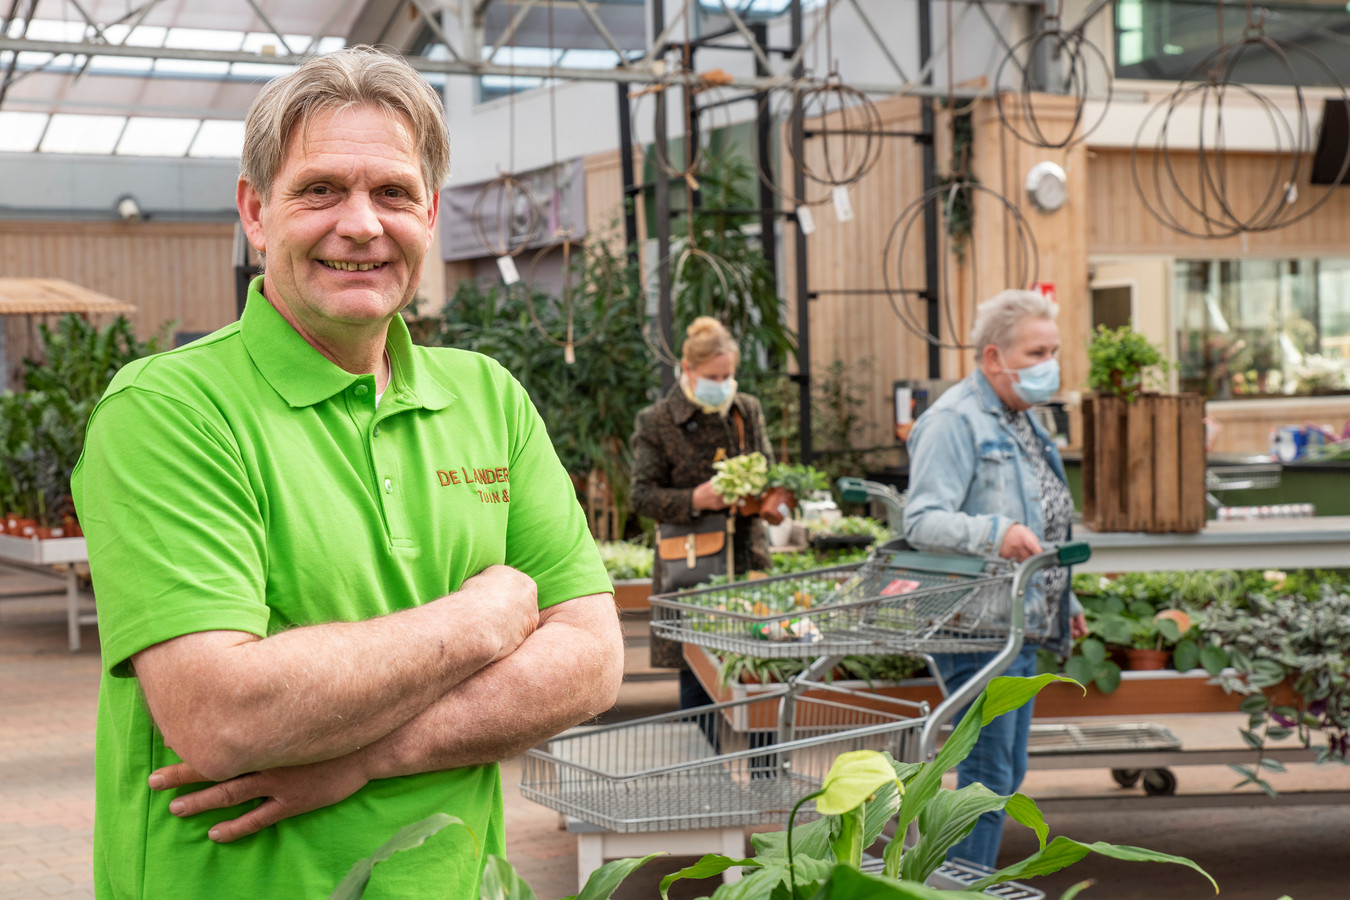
1076, 515, 1350, 573
0, 534, 92, 652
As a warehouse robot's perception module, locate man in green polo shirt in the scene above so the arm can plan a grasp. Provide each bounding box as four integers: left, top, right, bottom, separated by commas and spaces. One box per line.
72, 46, 623, 899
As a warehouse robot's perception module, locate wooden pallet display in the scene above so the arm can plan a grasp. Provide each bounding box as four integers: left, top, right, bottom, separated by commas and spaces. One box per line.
1081, 393, 1207, 533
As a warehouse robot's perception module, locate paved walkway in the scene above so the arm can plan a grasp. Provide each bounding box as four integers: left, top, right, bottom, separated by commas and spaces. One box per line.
5, 566, 1350, 899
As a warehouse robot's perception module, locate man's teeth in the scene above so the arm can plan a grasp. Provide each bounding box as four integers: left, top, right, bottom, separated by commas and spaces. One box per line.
322, 260, 384, 271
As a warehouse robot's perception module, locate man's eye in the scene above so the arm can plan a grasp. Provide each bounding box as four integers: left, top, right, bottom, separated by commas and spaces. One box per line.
382, 188, 408, 199
308, 185, 331, 195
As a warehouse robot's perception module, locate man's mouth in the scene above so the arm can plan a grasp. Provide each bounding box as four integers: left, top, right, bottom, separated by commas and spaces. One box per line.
320, 260, 386, 272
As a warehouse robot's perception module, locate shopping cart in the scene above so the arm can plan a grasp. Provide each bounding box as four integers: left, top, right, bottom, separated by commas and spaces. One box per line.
522, 539, 1089, 846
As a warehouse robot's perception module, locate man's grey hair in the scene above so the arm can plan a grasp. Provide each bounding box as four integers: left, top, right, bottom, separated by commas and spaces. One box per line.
970, 289, 1059, 354
240, 45, 451, 202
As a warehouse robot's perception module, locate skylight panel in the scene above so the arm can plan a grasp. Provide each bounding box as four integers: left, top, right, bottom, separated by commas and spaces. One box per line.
231, 61, 293, 79
315, 36, 345, 53
558, 49, 622, 69
116, 117, 200, 157
122, 25, 169, 47
189, 120, 246, 158
488, 46, 560, 68
0, 112, 48, 152
40, 114, 126, 154
241, 32, 291, 56
164, 27, 245, 52
154, 57, 230, 76
89, 54, 154, 73
24, 18, 85, 42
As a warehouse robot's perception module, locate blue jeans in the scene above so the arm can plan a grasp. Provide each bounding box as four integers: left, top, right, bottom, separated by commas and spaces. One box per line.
928, 645, 1039, 870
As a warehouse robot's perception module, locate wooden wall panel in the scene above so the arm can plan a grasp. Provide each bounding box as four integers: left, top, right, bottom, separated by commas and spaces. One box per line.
780, 95, 933, 454
1087, 148, 1350, 257
0, 220, 237, 358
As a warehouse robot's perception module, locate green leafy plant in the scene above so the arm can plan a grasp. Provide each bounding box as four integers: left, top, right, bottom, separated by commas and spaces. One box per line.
710, 451, 768, 505
714, 651, 927, 689
595, 539, 654, 582
766, 462, 830, 502
1086, 324, 1174, 401
0, 315, 163, 525
807, 516, 892, 543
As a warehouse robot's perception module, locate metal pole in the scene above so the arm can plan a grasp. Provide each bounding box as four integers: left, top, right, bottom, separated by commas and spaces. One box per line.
790, 0, 812, 464
617, 80, 640, 265
653, 0, 675, 392
753, 20, 780, 365
918, 0, 942, 377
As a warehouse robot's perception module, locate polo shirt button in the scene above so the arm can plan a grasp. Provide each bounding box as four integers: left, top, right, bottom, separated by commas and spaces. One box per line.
384, 478, 393, 494
373, 425, 381, 437
355, 384, 369, 397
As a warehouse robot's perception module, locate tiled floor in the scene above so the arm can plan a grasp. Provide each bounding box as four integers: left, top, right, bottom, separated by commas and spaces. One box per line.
5, 567, 1350, 899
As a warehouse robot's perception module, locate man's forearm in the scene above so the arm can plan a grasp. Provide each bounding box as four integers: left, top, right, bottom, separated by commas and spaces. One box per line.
358, 593, 624, 778
133, 567, 539, 781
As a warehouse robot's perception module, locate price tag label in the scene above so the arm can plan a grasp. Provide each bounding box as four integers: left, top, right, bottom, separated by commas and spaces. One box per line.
832, 185, 854, 223
796, 205, 816, 235
497, 255, 520, 285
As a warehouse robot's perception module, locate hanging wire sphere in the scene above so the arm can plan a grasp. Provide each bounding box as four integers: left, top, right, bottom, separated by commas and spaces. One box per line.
1131, 31, 1350, 239
786, 76, 886, 190
882, 182, 1040, 349
994, 27, 1113, 149
628, 75, 736, 192
522, 235, 603, 364
639, 244, 747, 366
471, 174, 544, 258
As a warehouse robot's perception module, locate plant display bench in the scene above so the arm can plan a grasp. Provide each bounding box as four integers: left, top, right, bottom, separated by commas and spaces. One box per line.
566, 815, 746, 890
0, 534, 91, 652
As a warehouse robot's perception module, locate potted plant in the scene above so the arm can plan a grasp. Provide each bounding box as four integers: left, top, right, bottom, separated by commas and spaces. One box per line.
1080, 323, 1206, 533
760, 462, 829, 525
710, 451, 769, 516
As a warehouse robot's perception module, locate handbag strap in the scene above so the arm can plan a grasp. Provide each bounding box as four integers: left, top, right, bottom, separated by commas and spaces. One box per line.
732, 406, 746, 455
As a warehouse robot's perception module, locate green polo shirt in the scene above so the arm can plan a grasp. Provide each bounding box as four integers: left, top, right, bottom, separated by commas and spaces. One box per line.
72, 279, 611, 900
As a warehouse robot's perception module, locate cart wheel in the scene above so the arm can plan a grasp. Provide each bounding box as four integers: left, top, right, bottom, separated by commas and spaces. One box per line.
1142, 768, 1177, 796
1111, 768, 1142, 788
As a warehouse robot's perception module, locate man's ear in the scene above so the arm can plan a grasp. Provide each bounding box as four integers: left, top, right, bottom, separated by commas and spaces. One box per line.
424, 188, 440, 245
237, 179, 266, 254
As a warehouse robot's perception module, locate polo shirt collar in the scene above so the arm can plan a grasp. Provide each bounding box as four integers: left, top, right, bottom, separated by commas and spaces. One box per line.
241, 276, 455, 411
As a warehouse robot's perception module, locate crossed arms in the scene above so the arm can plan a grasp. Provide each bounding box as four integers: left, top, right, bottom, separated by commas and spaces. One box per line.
133, 565, 623, 842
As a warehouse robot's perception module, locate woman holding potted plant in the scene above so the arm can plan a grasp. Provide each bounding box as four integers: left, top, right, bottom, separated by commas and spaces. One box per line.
902, 289, 1089, 870
631, 317, 774, 705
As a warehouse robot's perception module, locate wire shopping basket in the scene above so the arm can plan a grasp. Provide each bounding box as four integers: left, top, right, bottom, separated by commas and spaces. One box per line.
520, 681, 927, 833
649, 549, 1049, 658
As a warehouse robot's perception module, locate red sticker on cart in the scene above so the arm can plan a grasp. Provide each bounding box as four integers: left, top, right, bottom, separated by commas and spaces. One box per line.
881, 579, 921, 596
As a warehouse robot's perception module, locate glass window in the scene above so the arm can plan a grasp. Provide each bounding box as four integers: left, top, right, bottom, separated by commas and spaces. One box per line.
1117, 0, 1350, 86
116, 117, 200, 157
0, 111, 48, 152
40, 113, 125, 154
1176, 258, 1350, 398
188, 120, 246, 159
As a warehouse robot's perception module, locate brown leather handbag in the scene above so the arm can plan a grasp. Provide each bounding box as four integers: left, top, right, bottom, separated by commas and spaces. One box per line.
654, 514, 735, 592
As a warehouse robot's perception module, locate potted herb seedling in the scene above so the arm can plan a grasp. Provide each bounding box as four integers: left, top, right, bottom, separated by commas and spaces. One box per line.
761, 462, 830, 525
711, 451, 769, 516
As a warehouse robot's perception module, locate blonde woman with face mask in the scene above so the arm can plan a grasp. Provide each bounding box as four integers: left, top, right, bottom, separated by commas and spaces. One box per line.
631, 317, 774, 705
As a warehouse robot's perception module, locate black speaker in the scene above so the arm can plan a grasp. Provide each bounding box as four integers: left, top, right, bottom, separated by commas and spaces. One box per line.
1311, 98, 1350, 186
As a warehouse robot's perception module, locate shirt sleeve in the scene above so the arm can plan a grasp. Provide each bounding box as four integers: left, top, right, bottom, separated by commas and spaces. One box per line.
629, 406, 697, 524
902, 408, 1011, 558
500, 372, 613, 609
72, 387, 270, 677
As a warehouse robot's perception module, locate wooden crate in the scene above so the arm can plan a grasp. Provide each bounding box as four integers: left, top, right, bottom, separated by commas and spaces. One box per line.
1081, 393, 1207, 533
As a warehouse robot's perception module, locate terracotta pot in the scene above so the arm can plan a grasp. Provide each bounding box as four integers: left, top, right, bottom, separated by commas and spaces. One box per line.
14, 518, 37, 538
3, 514, 18, 534
1125, 648, 1170, 671
62, 516, 82, 538
735, 494, 762, 517
34, 526, 65, 540
758, 487, 797, 525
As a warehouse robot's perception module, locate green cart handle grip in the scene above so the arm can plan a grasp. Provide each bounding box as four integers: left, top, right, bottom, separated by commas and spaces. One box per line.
1056, 541, 1092, 567
836, 476, 870, 504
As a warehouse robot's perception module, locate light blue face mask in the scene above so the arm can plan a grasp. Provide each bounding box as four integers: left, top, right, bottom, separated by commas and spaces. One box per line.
1009, 357, 1060, 405
694, 376, 736, 408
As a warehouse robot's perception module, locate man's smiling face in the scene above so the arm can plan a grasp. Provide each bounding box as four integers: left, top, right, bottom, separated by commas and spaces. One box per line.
238, 103, 438, 347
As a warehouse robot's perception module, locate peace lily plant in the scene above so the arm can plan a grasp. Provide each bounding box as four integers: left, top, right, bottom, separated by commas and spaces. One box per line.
331, 676, 1228, 900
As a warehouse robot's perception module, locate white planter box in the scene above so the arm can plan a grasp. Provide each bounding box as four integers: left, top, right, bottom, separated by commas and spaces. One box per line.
0, 533, 88, 566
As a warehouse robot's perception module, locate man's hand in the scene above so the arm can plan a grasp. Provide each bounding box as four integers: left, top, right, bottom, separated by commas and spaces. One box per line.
998, 523, 1042, 561
455, 565, 540, 662
692, 480, 729, 512
149, 754, 371, 843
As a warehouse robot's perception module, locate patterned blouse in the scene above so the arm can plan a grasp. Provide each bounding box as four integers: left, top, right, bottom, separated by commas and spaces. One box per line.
1004, 407, 1072, 605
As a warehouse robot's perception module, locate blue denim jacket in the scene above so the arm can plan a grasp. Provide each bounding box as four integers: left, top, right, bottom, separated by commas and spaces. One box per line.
902, 369, 1079, 655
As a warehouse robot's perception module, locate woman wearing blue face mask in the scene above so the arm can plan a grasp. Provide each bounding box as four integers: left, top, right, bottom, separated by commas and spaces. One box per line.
632, 316, 773, 704
902, 289, 1089, 871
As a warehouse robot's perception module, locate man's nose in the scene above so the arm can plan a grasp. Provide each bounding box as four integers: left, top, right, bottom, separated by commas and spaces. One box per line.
335, 193, 383, 243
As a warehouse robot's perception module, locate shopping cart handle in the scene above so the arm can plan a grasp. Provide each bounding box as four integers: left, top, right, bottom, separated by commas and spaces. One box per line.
1056, 542, 1092, 567
837, 476, 870, 504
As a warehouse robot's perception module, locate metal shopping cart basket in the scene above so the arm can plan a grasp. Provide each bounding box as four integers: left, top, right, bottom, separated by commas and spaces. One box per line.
519, 681, 927, 833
